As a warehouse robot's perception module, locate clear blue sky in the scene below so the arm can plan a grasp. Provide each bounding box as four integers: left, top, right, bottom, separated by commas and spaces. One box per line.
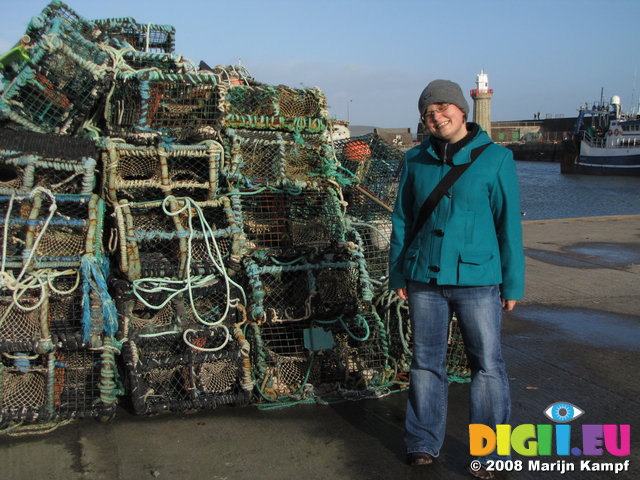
2, 0, 639, 132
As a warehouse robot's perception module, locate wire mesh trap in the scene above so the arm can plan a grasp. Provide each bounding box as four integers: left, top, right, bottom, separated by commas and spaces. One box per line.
104, 71, 220, 143
0, 150, 97, 196
112, 195, 241, 280
0, 18, 111, 135
0, 193, 104, 271
243, 252, 371, 324
234, 187, 346, 256
0, 342, 120, 428
102, 140, 223, 203
219, 84, 328, 133
92, 18, 176, 54
121, 327, 251, 414
222, 129, 334, 187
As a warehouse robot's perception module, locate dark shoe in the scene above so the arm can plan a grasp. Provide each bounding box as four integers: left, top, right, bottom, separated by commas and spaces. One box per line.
466, 462, 495, 480
407, 452, 434, 466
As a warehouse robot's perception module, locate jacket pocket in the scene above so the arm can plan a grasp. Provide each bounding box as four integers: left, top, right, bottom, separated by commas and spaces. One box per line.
458, 252, 495, 284
402, 248, 419, 276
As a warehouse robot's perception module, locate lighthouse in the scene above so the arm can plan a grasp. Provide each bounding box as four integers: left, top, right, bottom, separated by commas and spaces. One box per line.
470, 69, 493, 137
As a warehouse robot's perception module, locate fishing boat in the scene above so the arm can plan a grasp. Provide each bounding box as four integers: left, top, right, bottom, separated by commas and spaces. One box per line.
561, 96, 640, 175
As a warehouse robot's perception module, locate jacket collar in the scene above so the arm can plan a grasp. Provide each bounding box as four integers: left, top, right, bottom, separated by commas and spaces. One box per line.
422, 123, 491, 165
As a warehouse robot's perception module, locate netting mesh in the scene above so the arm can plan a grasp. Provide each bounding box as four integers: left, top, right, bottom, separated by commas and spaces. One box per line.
1, 194, 101, 269
123, 328, 250, 414
244, 252, 369, 324
113, 196, 237, 280
105, 74, 219, 143
0, 151, 96, 195
25, 0, 101, 45
318, 313, 392, 388
223, 129, 333, 186
92, 18, 176, 53
0, 293, 45, 348
102, 141, 222, 203
0, 23, 110, 134
223, 85, 326, 119
0, 345, 119, 426
236, 188, 345, 255
1, 370, 47, 410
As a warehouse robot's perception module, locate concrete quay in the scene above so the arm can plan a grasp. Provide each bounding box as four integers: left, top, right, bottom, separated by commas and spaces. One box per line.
1, 215, 639, 480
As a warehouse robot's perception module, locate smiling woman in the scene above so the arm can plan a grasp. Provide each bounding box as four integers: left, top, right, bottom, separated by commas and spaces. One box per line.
389, 79, 525, 480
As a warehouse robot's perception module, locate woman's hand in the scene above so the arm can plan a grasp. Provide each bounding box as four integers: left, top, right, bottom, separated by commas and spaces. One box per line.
396, 288, 408, 301
502, 299, 517, 311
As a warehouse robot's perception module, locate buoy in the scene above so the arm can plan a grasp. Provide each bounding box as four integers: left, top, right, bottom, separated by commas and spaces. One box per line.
343, 140, 371, 162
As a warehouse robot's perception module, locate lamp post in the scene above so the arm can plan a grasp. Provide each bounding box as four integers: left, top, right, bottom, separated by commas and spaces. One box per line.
347, 99, 352, 123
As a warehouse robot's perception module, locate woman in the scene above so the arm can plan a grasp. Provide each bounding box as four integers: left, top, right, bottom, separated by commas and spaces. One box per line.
388, 79, 525, 480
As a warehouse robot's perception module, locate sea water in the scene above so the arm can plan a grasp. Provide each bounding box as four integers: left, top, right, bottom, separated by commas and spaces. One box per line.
516, 161, 640, 220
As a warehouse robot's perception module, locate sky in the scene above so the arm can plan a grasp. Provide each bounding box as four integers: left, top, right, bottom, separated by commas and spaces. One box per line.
2, 0, 640, 133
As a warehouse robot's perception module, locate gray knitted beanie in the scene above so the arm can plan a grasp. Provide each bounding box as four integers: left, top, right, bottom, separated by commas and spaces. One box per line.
418, 79, 469, 117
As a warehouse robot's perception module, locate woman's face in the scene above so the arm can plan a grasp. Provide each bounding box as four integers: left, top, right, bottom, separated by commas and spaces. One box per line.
423, 102, 467, 144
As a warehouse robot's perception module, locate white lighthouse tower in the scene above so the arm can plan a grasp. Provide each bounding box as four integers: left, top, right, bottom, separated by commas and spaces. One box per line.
470, 69, 493, 137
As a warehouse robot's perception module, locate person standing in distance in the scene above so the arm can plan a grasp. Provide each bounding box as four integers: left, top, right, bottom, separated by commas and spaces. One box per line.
388, 79, 525, 480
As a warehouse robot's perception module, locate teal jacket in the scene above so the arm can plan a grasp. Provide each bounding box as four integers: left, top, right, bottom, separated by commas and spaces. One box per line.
388, 126, 525, 300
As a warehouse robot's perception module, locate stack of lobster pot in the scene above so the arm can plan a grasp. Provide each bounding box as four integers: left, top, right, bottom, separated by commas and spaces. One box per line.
0, 128, 120, 428
100, 47, 254, 414
215, 80, 394, 403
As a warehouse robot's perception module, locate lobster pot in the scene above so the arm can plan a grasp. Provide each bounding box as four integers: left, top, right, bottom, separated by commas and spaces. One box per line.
102, 140, 223, 203
116, 276, 243, 338
92, 18, 176, 53
0, 352, 51, 426
104, 72, 219, 143
318, 312, 393, 390
24, 1, 102, 46
222, 129, 334, 187
0, 344, 119, 428
0, 193, 104, 271
0, 290, 51, 353
243, 253, 371, 323
335, 134, 403, 209
122, 328, 251, 415
113, 196, 240, 281
0, 20, 111, 135
351, 219, 391, 281
0, 152, 96, 196
220, 84, 328, 134
235, 187, 345, 256
245, 321, 320, 401
52, 344, 119, 421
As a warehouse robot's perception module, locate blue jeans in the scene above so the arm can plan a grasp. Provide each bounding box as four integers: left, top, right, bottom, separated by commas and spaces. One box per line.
404, 281, 510, 462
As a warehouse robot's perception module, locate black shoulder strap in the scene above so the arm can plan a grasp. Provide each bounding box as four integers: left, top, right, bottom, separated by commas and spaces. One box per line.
406, 143, 491, 247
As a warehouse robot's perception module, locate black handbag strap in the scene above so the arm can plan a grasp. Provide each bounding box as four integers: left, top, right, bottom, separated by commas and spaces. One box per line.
406, 142, 491, 247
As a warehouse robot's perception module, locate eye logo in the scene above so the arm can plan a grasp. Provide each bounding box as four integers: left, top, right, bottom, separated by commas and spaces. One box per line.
543, 402, 584, 423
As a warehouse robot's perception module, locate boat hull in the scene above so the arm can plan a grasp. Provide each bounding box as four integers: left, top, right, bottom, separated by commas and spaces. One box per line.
560, 140, 640, 175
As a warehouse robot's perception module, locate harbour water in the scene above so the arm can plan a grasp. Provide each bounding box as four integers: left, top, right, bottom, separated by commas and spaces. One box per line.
516, 160, 640, 220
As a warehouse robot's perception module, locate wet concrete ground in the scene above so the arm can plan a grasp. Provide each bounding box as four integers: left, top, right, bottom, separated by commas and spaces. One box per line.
1, 215, 639, 480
